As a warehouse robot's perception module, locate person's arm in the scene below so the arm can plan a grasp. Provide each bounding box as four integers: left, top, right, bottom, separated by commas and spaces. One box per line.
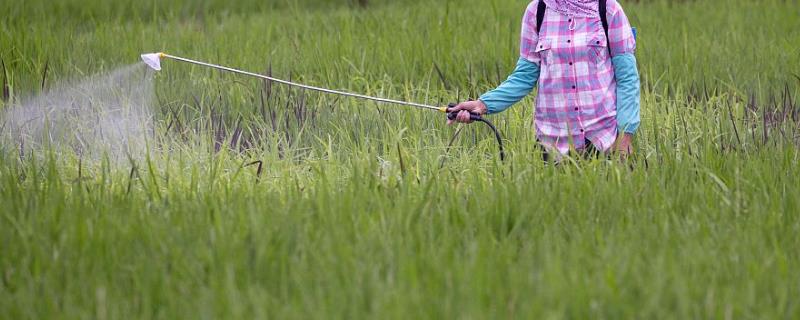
605, 0, 640, 155
606, 0, 640, 136
449, 2, 542, 123
612, 53, 640, 134
479, 57, 540, 114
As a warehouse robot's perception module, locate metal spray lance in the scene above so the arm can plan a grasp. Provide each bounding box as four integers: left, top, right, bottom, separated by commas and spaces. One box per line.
141, 52, 504, 160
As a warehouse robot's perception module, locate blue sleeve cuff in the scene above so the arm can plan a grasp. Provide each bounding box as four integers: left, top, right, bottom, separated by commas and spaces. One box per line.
479, 57, 540, 114
611, 53, 641, 134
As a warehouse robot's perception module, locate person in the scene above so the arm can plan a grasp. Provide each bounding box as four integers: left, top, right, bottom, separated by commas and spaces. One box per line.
448, 0, 640, 160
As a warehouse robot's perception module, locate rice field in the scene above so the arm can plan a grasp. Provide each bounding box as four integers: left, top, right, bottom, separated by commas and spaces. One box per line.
1, 0, 800, 318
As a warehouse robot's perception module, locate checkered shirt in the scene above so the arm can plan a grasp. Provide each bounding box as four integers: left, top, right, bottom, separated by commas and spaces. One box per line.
520, 0, 637, 154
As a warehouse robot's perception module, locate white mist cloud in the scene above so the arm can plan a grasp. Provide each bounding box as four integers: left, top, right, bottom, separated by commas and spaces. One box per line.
2, 63, 156, 163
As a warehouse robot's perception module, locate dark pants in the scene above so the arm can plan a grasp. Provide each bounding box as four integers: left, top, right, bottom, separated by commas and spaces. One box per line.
540, 139, 601, 163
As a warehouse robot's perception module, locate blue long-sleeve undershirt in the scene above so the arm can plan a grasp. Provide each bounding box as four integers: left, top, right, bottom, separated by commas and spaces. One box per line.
611, 54, 640, 134
479, 53, 641, 134
479, 57, 540, 115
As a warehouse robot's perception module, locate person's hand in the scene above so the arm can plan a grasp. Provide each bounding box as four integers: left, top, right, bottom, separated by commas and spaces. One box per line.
447, 100, 488, 125
615, 133, 634, 158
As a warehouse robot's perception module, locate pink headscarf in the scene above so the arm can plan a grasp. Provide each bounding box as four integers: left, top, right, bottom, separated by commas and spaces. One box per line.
542, 0, 599, 18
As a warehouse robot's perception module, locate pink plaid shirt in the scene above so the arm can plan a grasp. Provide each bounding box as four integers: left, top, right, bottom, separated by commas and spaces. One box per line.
521, 0, 636, 154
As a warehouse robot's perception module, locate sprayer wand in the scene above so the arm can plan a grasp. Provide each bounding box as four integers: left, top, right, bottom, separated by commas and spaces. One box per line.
141, 52, 504, 161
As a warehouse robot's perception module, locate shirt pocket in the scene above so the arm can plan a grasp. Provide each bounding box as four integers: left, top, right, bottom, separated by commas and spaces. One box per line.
533, 38, 553, 66
587, 35, 609, 66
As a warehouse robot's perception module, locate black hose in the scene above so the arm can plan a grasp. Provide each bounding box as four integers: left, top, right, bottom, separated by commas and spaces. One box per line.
446, 109, 505, 162
473, 117, 505, 162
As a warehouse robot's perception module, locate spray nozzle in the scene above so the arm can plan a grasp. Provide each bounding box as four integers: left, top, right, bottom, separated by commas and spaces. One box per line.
140, 53, 163, 71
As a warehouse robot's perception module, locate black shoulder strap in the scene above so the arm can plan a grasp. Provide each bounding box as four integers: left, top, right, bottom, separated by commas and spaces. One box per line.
599, 0, 611, 54
535, 0, 546, 34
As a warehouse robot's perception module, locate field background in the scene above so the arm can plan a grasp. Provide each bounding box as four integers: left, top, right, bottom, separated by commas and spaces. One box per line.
2, 0, 800, 318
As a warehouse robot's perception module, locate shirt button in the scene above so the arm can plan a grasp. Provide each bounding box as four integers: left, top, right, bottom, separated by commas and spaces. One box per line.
574, 107, 579, 111
569, 62, 573, 65
596, 41, 601, 45
568, 19, 572, 22
580, 129, 585, 132
567, 39, 571, 43
572, 85, 576, 89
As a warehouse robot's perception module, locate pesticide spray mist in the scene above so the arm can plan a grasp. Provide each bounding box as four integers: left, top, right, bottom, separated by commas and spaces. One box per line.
1, 63, 156, 164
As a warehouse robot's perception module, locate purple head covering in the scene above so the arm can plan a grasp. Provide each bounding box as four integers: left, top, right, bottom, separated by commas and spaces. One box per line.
542, 0, 599, 18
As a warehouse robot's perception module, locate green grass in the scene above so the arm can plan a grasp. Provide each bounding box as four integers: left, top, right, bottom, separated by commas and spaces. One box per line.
2, 0, 800, 318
